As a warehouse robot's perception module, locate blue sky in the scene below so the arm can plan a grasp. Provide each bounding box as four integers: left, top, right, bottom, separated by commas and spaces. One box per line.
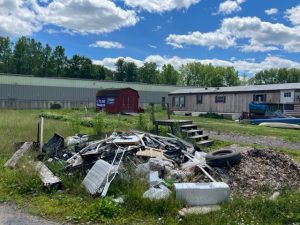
1, 0, 300, 75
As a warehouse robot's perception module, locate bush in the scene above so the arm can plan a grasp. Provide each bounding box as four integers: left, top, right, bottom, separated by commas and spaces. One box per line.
70, 112, 81, 134
93, 113, 104, 135
136, 113, 149, 131
199, 112, 223, 119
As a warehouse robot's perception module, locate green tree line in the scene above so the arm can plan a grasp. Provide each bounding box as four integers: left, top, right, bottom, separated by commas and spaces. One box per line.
0, 36, 240, 86
1, 36, 299, 86
248, 68, 300, 85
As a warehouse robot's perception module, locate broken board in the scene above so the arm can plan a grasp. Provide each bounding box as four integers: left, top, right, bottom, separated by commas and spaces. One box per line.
136, 148, 169, 160
4, 142, 33, 168
35, 161, 61, 188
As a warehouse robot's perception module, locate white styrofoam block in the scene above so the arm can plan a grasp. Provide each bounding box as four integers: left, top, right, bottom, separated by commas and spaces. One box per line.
174, 182, 230, 206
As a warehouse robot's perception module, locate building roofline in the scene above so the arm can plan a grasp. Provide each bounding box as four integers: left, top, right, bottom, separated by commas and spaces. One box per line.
169, 83, 300, 95
0, 73, 186, 88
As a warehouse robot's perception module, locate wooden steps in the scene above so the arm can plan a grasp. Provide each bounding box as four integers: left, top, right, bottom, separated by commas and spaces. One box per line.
182, 129, 204, 135
180, 123, 214, 147
180, 124, 198, 130
285, 104, 300, 117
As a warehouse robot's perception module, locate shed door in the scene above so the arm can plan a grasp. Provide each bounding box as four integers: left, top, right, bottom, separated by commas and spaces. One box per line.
122, 96, 134, 112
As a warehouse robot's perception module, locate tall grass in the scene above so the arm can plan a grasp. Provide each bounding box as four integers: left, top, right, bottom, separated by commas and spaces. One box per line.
0, 110, 300, 225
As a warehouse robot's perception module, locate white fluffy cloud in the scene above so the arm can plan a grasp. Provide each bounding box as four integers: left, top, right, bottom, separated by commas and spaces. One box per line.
166, 30, 236, 49
39, 0, 139, 34
93, 57, 144, 70
218, 0, 245, 15
285, 4, 300, 26
0, 0, 42, 36
93, 55, 300, 74
123, 0, 200, 13
166, 16, 300, 52
89, 41, 124, 49
0, 0, 139, 37
265, 8, 278, 15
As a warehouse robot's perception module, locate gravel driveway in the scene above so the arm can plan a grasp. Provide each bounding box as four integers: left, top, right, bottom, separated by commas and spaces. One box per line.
0, 203, 61, 225
207, 131, 300, 150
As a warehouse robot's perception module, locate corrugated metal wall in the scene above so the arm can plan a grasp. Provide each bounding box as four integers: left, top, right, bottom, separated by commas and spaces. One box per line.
0, 75, 183, 109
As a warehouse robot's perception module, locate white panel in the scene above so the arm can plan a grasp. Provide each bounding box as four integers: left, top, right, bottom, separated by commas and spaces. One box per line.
280, 90, 294, 103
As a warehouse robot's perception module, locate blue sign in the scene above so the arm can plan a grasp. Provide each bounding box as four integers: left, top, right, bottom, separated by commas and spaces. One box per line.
96, 97, 106, 109
107, 97, 115, 105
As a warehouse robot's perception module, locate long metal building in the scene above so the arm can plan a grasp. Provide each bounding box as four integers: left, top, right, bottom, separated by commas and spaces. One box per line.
0, 74, 185, 109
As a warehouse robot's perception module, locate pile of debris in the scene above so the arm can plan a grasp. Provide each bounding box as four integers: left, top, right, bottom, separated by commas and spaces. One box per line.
226, 149, 300, 196
5, 128, 300, 208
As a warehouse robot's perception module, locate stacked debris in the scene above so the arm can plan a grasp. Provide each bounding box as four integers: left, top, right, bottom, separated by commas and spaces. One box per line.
214, 149, 300, 196
7, 127, 300, 208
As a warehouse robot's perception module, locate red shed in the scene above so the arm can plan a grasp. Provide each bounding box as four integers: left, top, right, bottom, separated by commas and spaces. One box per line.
96, 88, 140, 113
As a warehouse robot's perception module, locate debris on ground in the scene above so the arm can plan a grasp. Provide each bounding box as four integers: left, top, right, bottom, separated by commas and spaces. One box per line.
143, 184, 172, 200
174, 182, 230, 206
213, 148, 300, 196
4, 142, 33, 169
34, 161, 61, 188
178, 205, 221, 216
5, 126, 300, 207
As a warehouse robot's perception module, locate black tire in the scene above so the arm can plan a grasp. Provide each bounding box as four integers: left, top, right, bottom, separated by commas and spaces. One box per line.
205, 149, 241, 167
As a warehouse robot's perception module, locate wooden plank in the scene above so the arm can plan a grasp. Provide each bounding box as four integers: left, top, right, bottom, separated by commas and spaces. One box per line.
136, 148, 169, 160
4, 142, 33, 169
39, 117, 44, 153
180, 124, 198, 129
189, 135, 209, 140
35, 161, 61, 188
196, 140, 214, 147
182, 129, 204, 134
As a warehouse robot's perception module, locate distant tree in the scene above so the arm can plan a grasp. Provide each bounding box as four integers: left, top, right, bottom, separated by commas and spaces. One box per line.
66, 55, 92, 79
39, 44, 55, 77
159, 64, 179, 85
30, 40, 44, 76
287, 68, 300, 83
124, 62, 138, 82
240, 73, 249, 85
180, 62, 240, 87
12, 36, 28, 74
115, 58, 126, 81
138, 62, 159, 84
249, 68, 300, 84
222, 67, 240, 86
52, 46, 67, 77
0, 36, 12, 73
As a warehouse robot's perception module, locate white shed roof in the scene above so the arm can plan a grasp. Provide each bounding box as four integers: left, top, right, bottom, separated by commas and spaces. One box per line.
170, 83, 300, 95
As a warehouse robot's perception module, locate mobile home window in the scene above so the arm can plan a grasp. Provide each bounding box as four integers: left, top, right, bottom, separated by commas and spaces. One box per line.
215, 95, 226, 103
196, 95, 203, 104
179, 96, 185, 108
253, 94, 266, 102
284, 92, 291, 98
172, 96, 179, 107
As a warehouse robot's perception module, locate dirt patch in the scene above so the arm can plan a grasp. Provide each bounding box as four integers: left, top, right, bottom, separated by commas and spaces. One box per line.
0, 202, 62, 225
214, 149, 300, 196
207, 131, 300, 150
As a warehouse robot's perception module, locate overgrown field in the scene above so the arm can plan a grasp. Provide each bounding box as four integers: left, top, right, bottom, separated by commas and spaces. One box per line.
0, 109, 299, 225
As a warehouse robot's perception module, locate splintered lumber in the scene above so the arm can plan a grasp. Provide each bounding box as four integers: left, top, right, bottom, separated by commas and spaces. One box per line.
136, 148, 169, 160
35, 161, 61, 188
4, 142, 33, 168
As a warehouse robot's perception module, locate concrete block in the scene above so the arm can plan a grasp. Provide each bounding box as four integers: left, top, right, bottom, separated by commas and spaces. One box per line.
174, 182, 230, 206
149, 171, 163, 186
